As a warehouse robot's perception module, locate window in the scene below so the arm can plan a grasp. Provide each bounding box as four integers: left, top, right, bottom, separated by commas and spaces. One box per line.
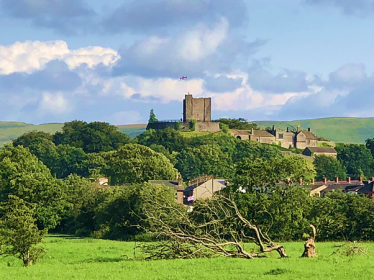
279, 134, 283, 139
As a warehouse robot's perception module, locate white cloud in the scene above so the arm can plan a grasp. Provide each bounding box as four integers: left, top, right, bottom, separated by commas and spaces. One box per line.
0, 40, 119, 74
38, 92, 70, 115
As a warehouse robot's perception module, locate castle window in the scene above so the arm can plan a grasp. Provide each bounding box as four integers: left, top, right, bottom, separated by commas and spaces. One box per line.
279, 134, 284, 139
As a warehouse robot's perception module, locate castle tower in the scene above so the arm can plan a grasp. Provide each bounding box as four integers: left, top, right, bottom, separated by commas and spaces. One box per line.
183, 93, 211, 122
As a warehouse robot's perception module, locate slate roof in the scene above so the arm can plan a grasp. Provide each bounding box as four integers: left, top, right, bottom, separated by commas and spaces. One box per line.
305, 147, 337, 154
148, 180, 184, 190
300, 130, 318, 140
251, 130, 275, 137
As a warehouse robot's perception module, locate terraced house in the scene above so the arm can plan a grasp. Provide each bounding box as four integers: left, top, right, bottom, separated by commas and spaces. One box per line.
230, 125, 319, 149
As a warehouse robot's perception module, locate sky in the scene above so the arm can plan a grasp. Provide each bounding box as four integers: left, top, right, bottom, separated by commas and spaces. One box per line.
1, 0, 374, 125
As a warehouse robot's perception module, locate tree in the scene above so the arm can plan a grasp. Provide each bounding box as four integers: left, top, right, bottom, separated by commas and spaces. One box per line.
0, 196, 47, 267
53, 120, 131, 153
218, 118, 259, 130
336, 144, 374, 179
0, 145, 68, 229
139, 193, 288, 260
104, 144, 178, 185
314, 155, 346, 181
146, 109, 159, 130
13, 131, 53, 147
365, 138, 374, 158
176, 143, 233, 181
233, 155, 316, 193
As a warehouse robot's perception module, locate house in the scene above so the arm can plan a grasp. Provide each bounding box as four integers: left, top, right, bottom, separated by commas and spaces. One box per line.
307, 177, 364, 197
230, 128, 276, 144
149, 176, 184, 204
183, 175, 226, 204
96, 177, 109, 186
293, 127, 318, 149
231, 125, 320, 149
302, 147, 337, 157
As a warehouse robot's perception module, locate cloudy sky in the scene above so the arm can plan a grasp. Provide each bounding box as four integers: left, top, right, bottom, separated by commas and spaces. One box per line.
1, 0, 374, 125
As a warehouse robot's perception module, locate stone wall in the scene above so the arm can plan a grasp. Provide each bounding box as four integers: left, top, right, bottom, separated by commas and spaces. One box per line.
195, 122, 220, 132
183, 94, 211, 122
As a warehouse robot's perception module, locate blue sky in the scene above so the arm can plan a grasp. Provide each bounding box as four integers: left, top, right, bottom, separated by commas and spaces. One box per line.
1, 0, 374, 124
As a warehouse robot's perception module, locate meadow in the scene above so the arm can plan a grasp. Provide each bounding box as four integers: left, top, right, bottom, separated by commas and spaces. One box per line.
1, 235, 374, 280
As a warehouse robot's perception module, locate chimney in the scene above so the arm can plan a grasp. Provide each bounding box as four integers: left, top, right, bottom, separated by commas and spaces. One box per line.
297, 125, 300, 132
251, 128, 254, 134
335, 177, 339, 183
308, 127, 311, 132
323, 178, 327, 184
272, 125, 275, 131
359, 176, 363, 182
299, 178, 303, 185
347, 177, 351, 183
312, 178, 315, 184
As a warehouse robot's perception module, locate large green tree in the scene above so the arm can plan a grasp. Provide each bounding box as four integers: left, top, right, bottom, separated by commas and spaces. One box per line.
0, 196, 47, 267
104, 144, 178, 185
0, 145, 68, 229
53, 120, 131, 153
336, 144, 374, 179
314, 155, 346, 181
146, 109, 159, 130
233, 155, 316, 193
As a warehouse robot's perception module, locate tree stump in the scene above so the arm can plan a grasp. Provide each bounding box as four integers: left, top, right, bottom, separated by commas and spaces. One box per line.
301, 225, 317, 258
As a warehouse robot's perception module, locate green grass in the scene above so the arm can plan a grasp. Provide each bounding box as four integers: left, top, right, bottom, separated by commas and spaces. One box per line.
180, 131, 219, 138
256, 117, 374, 144
1, 235, 374, 279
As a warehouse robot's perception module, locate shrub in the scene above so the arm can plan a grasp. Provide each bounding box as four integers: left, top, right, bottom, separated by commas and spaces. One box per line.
189, 119, 197, 131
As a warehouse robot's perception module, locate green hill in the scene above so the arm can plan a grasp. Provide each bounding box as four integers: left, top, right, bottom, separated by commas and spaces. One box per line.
0, 122, 147, 147
1, 117, 374, 147
256, 117, 374, 144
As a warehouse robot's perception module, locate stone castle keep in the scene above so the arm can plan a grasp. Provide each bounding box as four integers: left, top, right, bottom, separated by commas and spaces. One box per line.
183, 93, 211, 122
149, 94, 220, 132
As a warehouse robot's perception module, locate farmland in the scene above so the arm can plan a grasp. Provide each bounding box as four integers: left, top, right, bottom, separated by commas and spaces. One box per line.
1, 235, 373, 280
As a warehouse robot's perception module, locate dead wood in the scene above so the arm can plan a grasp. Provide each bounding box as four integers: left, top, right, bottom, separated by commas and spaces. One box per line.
301, 224, 317, 258
139, 195, 287, 260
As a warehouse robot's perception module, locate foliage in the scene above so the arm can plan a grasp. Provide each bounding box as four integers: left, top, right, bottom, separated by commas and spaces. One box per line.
94, 183, 176, 240
104, 144, 178, 185
173, 122, 181, 131
219, 122, 230, 134
175, 142, 233, 181
189, 119, 197, 131
314, 155, 347, 181
149, 144, 178, 166
233, 155, 316, 193
336, 144, 374, 179
0, 145, 68, 229
219, 118, 259, 130
53, 120, 131, 153
146, 109, 159, 130
0, 196, 47, 267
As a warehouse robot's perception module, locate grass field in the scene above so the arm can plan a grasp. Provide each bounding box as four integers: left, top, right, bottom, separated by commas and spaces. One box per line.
1, 235, 374, 279
256, 117, 374, 144
2, 117, 374, 147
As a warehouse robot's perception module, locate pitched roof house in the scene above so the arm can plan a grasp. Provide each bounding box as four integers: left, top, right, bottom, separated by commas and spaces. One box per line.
149, 176, 185, 204
184, 176, 226, 204
302, 147, 337, 157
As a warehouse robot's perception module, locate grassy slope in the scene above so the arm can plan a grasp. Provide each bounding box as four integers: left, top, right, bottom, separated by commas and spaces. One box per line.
0, 122, 63, 147
1, 235, 373, 279
2, 117, 374, 146
256, 117, 374, 144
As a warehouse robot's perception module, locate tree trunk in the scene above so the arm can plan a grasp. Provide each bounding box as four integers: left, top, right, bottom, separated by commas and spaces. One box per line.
301, 225, 317, 258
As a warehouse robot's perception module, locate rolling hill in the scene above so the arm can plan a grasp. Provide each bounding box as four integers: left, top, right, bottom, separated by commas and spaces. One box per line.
256, 117, 374, 144
1, 117, 374, 147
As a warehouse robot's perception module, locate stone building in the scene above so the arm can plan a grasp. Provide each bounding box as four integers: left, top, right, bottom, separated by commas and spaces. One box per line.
230, 125, 319, 149
302, 147, 337, 157
183, 93, 211, 122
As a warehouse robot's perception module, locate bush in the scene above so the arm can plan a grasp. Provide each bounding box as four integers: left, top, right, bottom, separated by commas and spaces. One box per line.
189, 119, 197, 131
174, 122, 181, 131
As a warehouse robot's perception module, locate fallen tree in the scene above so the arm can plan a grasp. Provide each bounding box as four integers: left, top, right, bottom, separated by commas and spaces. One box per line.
139, 194, 287, 260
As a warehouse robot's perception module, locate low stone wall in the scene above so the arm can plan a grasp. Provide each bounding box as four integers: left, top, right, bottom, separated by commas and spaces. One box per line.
149, 121, 220, 132
195, 122, 220, 132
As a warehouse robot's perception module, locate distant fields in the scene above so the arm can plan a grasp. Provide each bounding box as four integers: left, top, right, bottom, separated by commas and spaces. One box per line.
1, 235, 374, 279
256, 117, 374, 144
2, 117, 374, 147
